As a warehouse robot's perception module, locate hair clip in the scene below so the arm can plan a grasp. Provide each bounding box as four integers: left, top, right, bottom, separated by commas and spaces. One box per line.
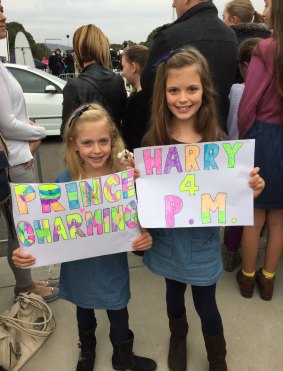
153, 47, 182, 67
69, 104, 91, 127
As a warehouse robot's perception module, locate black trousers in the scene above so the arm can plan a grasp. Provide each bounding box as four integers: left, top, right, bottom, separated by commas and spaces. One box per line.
76, 305, 129, 344
165, 278, 223, 336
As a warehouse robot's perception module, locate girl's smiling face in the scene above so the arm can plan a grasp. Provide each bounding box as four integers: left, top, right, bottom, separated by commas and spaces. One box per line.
166, 64, 203, 126
74, 119, 112, 177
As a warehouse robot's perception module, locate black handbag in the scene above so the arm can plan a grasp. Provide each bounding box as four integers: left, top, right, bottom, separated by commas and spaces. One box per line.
0, 133, 10, 204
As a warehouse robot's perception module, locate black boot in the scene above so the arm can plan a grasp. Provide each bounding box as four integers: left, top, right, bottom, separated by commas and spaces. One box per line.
167, 311, 189, 371
203, 332, 227, 371
111, 330, 157, 371
76, 327, 96, 371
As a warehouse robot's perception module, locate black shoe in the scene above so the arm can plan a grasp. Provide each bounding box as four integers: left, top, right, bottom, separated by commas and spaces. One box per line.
76, 326, 96, 371
76, 347, 95, 371
111, 330, 157, 371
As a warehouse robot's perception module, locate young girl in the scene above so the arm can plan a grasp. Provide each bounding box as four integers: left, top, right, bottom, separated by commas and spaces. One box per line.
121, 45, 150, 152
222, 0, 265, 26
222, 0, 270, 84
224, 37, 262, 272
237, 0, 283, 301
140, 47, 265, 371
12, 103, 157, 371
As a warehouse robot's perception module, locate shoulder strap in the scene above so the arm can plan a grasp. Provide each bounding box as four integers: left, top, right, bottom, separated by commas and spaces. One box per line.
79, 75, 110, 108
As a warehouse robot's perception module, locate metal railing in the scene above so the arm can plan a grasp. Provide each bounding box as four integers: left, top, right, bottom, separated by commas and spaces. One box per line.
59, 73, 78, 81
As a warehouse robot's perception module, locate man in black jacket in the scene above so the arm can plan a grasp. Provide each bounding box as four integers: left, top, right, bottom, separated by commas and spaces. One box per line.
141, 0, 238, 131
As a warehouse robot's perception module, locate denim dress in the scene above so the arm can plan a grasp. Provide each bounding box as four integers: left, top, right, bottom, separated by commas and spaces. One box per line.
245, 120, 283, 209
144, 226, 222, 286
56, 170, 130, 310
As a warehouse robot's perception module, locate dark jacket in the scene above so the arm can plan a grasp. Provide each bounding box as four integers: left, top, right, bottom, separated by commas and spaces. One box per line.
141, 1, 238, 131
230, 23, 272, 83
61, 63, 127, 137
48, 54, 64, 76
122, 90, 151, 152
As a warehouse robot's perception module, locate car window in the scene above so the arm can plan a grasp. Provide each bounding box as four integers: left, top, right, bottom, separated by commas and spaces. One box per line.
7, 68, 57, 93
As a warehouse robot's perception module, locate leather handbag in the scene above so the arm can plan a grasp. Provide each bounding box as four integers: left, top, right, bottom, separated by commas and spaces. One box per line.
0, 292, 56, 370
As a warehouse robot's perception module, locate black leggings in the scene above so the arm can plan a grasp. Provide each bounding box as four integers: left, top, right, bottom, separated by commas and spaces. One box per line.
76, 305, 129, 344
165, 278, 223, 336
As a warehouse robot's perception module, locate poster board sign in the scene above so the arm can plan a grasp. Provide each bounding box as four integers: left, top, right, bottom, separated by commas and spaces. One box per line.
10, 170, 140, 267
135, 140, 255, 228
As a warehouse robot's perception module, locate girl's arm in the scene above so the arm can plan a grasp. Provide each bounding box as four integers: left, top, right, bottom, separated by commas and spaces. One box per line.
12, 247, 36, 268
249, 167, 265, 199
132, 228, 152, 251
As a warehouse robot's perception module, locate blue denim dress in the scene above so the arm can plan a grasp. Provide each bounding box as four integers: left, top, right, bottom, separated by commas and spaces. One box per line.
144, 226, 222, 286
245, 120, 283, 209
56, 170, 130, 310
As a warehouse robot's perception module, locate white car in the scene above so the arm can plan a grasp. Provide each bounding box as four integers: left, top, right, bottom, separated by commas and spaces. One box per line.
5, 63, 66, 136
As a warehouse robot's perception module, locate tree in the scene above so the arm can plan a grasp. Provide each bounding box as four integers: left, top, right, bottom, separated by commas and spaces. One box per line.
140, 24, 171, 48
6, 22, 50, 61
110, 43, 123, 52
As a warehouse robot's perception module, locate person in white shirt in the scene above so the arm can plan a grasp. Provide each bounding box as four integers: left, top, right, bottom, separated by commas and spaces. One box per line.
0, 0, 58, 302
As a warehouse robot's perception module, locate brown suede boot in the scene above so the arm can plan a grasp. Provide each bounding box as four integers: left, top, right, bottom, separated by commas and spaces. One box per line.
203, 333, 227, 371
255, 268, 275, 301
167, 311, 188, 371
236, 268, 254, 298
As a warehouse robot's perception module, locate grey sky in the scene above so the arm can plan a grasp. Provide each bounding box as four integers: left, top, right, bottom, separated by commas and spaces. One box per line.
4, 0, 265, 46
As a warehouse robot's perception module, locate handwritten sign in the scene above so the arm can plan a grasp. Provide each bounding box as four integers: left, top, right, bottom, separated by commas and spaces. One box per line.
135, 140, 255, 228
10, 169, 140, 267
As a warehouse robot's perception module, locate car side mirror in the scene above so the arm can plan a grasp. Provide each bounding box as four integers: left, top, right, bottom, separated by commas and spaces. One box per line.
45, 85, 58, 94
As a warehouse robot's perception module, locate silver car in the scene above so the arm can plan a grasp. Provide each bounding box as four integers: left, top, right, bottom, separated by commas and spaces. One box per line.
5, 63, 66, 136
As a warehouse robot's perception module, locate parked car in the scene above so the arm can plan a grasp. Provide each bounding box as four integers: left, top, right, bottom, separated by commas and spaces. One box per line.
4, 63, 66, 136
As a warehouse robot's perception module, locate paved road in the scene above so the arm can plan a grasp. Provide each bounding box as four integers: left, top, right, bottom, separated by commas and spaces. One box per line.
0, 136, 64, 255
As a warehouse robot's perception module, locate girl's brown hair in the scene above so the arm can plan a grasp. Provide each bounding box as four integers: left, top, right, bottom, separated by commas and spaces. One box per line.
73, 24, 110, 70
122, 45, 148, 72
238, 37, 263, 64
225, 0, 265, 23
270, 0, 283, 99
64, 103, 125, 180
146, 47, 221, 146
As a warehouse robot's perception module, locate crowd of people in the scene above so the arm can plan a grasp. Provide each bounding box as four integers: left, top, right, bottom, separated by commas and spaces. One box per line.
0, 0, 282, 371
43, 48, 75, 76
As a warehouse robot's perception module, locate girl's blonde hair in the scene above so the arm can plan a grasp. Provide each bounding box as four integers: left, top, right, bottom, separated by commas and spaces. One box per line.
225, 0, 265, 23
64, 103, 125, 180
146, 47, 221, 146
73, 24, 110, 70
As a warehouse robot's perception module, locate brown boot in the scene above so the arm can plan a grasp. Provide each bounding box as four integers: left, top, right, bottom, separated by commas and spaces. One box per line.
167, 311, 188, 371
236, 268, 254, 298
203, 333, 227, 371
255, 268, 275, 301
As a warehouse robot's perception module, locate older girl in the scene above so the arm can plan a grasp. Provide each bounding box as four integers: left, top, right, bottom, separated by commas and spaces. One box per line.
237, 0, 283, 301
141, 47, 265, 371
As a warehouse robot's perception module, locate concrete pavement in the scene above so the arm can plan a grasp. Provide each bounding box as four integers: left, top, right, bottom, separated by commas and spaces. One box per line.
0, 245, 283, 371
